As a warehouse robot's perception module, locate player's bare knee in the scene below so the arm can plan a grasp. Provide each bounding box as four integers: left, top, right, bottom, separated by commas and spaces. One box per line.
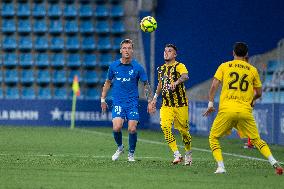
113, 125, 122, 132
128, 127, 136, 133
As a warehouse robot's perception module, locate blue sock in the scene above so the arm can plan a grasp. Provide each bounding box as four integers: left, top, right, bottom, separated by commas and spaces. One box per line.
113, 131, 122, 148
129, 132, 137, 154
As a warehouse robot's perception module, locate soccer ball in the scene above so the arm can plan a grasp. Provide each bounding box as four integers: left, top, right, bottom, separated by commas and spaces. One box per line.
140, 16, 157, 33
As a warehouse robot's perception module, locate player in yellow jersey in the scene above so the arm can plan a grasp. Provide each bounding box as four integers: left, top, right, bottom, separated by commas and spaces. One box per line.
149, 44, 192, 165
203, 42, 283, 175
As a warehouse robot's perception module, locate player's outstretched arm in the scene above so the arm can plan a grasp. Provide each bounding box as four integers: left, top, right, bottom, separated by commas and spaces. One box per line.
203, 78, 220, 116
101, 80, 111, 113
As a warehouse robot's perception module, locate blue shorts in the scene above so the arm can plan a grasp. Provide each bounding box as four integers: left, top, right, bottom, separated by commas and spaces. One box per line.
112, 104, 139, 121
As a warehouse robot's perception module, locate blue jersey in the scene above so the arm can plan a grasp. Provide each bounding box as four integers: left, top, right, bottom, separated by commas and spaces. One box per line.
107, 59, 148, 105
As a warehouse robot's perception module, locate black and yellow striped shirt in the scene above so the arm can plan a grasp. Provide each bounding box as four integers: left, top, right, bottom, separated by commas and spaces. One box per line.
157, 61, 188, 107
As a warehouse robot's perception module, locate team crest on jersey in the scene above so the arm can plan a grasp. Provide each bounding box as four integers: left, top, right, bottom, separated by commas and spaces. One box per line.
129, 70, 134, 75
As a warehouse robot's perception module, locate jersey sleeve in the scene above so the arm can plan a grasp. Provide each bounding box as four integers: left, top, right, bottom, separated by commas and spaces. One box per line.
176, 63, 188, 74
214, 64, 224, 81
253, 68, 262, 88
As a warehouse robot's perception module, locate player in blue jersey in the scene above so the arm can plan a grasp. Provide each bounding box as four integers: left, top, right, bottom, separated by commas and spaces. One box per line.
101, 39, 152, 162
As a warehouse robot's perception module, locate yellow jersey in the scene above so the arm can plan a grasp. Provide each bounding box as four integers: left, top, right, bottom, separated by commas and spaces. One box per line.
157, 61, 188, 107
214, 59, 262, 112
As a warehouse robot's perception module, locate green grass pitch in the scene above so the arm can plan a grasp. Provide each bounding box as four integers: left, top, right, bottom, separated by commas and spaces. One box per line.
0, 126, 283, 189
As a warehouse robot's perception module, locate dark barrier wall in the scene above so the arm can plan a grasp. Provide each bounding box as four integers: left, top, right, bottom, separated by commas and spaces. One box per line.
0, 100, 150, 129
155, 0, 284, 88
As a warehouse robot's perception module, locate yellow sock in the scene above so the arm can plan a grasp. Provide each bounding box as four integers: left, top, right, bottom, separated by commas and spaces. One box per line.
180, 131, 192, 152
212, 148, 223, 162
251, 138, 272, 158
168, 140, 179, 152
209, 135, 223, 162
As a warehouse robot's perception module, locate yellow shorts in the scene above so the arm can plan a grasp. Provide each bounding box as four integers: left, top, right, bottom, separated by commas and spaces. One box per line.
210, 111, 260, 139
160, 106, 189, 130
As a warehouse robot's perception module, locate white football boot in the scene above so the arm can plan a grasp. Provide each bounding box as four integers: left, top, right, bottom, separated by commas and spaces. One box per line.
184, 153, 192, 166
112, 146, 124, 161
214, 167, 226, 174
128, 153, 135, 162
172, 153, 183, 164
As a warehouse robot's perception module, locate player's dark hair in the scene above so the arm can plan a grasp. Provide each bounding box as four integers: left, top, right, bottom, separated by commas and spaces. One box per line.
165, 44, 177, 52
233, 42, 248, 57
120, 39, 134, 48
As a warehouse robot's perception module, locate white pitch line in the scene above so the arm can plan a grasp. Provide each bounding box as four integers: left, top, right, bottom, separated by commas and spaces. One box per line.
0, 153, 167, 160
77, 128, 283, 165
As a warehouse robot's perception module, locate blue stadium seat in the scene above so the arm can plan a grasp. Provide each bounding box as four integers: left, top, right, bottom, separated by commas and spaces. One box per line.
17, 3, 31, 17
49, 19, 63, 34
37, 87, 52, 99
280, 73, 284, 88
64, 4, 77, 18
81, 36, 96, 51
50, 53, 65, 68
21, 87, 36, 99
113, 36, 123, 50
32, 2, 46, 17
35, 53, 49, 67
280, 91, 284, 103
82, 54, 97, 68
99, 71, 108, 83
99, 53, 113, 67
34, 35, 49, 51
95, 5, 109, 18
1, 2, 15, 17
110, 4, 124, 18
2, 35, 17, 50
18, 19, 32, 33
261, 91, 277, 103
19, 53, 33, 67
84, 71, 99, 84
0, 67, 2, 82
6, 87, 20, 99
80, 0, 91, 3
66, 54, 81, 68
3, 53, 18, 67
66, 35, 80, 51
267, 60, 280, 74
50, 36, 64, 51
52, 70, 67, 84
33, 19, 48, 33
48, 3, 62, 17
21, 69, 34, 84
0, 88, 3, 99
2, 19, 16, 33
111, 20, 125, 34
85, 88, 100, 100
97, 37, 112, 51
95, 20, 110, 34
4, 70, 19, 84
79, 19, 94, 34
79, 4, 93, 18
64, 20, 79, 33
36, 69, 51, 84
53, 87, 68, 99
68, 70, 82, 83
19, 36, 33, 50
263, 74, 276, 89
